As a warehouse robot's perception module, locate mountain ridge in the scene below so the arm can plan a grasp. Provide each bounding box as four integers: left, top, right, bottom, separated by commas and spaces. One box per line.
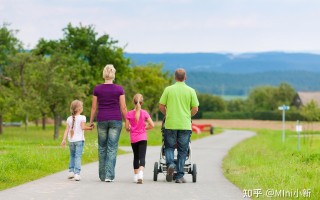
125, 51, 320, 73
124, 52, 320, 95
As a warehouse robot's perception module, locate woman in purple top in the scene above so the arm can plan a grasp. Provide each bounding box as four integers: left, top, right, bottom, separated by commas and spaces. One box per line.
89, 64, 127, 182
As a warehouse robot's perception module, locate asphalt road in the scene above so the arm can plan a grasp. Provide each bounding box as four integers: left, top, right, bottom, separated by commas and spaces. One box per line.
0, 130, 255, 200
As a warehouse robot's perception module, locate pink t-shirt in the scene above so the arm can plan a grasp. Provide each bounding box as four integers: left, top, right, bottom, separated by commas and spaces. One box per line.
126, 109, 150, 143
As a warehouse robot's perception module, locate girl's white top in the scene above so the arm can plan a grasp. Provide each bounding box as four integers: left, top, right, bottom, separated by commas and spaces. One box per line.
66, 115, 86, 142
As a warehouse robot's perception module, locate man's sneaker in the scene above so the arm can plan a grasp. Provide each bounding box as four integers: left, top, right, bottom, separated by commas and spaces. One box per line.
166, 165, 175, 182
68, 172, 75, 179
137, 171, 143, 184
133, 174, 138, 183
175, 177, 186, 183
74, 174, 81, 181
105, 178, 114, 182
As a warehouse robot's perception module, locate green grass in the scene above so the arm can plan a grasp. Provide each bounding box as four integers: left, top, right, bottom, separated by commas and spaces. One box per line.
0, 123, 217, 191
223, 129, 320, 199
0, 125, 100, 190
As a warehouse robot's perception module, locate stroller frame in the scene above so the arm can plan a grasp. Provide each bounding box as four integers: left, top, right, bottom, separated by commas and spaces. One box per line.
153, 119, 197, 182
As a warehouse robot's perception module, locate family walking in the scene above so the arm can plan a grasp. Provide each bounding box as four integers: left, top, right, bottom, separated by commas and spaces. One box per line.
61, 64, 199, 184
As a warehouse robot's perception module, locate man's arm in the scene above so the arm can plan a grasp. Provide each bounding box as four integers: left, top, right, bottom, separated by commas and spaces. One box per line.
191, 106, 198, 117
159, 104, 166, 115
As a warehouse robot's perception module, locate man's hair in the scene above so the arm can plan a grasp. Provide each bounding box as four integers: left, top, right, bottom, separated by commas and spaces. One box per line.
175, 68, 186, 81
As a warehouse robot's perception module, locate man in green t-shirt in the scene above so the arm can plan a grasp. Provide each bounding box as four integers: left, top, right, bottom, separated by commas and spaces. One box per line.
159, 68, 199, 183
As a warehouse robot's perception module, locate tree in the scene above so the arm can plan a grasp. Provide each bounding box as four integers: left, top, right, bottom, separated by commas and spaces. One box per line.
60, 23, 131, 86
5, 52, 40, 130
33, 23, 132, 139
196, 93, 226, 118
124, 64, 172, 120
300, 100, 320, 147
247, 86, 275, 112
301, 100, 320, 122
247, 83, 296, 112
274, 83, 296, 106
34, 24, 132, 125
32, 47, 89, 139
0, 23, 22, 134
227, 99, 247, 112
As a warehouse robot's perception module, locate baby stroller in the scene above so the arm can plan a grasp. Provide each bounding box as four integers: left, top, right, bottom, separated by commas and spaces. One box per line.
153, 118, 197, 182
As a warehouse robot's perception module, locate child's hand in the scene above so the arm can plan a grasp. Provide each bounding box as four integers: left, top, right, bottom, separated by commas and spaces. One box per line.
61, 139, 66, 148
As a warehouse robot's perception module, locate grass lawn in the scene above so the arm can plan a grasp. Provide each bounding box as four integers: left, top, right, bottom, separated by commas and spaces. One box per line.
0, 123, 216, 191
223, 129, 320, 199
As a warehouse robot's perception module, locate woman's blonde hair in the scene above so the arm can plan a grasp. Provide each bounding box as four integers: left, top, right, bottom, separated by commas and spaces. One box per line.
103, 64, 116, 81
69, 100, 83, 138
133, 94, 143, 123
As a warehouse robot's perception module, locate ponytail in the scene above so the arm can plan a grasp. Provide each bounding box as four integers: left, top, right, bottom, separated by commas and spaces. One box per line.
70, 114, 75, 138
133, 94, 143, 123
69, 100, 83, 139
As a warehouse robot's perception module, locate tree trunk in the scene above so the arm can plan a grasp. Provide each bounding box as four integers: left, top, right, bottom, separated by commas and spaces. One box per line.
24, 114, 28, 132
53, 114, 60, 140
0, 114, 3, 134
42, 113, 46, 130
35, 119, 39, 127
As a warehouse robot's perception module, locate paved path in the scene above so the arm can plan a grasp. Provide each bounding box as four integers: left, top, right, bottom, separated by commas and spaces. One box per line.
0, 130, 255, 200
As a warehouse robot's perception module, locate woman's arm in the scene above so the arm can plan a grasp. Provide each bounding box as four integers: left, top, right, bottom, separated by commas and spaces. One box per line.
89, 95, 97, 127
125, 119, 130, 132
119, 94, 127, 119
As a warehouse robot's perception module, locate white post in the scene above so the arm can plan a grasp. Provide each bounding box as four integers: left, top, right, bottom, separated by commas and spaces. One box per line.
296, 120, 302, 151
278, 105, 289, 144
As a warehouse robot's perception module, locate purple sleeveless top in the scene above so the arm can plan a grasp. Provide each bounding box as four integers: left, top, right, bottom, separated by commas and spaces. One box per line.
93, 84, 124, 121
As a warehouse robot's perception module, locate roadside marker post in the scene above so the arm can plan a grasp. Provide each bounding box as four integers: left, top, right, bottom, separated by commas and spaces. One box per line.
296, 120, 302, 151
278, 105, 290, 143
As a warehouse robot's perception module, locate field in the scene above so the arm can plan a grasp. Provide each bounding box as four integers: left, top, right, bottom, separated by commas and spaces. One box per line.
194, 119, 320, 131
207, 119, 320, 200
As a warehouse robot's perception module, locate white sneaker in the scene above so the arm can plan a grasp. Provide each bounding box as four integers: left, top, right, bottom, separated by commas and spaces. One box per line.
137, 171, 143, 184
105, 178, 114, 182
68, 172, 75, 179
133, 174, 138, 183
74, 174, 80, 181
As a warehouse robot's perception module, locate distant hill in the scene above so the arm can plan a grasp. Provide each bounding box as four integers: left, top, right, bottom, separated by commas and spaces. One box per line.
187, 71, 320, 95
124, 52, 320, 95
125, 52, 320, 73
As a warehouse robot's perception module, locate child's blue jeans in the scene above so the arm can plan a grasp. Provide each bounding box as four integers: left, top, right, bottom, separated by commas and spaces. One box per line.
69, 141, 84, 175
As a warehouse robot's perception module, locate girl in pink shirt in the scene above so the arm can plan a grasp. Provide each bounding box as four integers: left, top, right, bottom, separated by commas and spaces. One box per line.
125, 94, 154, 184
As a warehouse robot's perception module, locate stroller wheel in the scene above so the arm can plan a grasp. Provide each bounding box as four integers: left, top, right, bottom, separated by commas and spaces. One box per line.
210, 127, 214, 135
153, 162, 158, 181
192, 164, 197, 183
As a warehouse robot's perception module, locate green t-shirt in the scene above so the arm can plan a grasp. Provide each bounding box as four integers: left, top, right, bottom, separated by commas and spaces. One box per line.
159, 82, 199, 130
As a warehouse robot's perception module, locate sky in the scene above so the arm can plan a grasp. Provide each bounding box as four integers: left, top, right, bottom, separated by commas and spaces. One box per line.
1, 0, 320, 53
